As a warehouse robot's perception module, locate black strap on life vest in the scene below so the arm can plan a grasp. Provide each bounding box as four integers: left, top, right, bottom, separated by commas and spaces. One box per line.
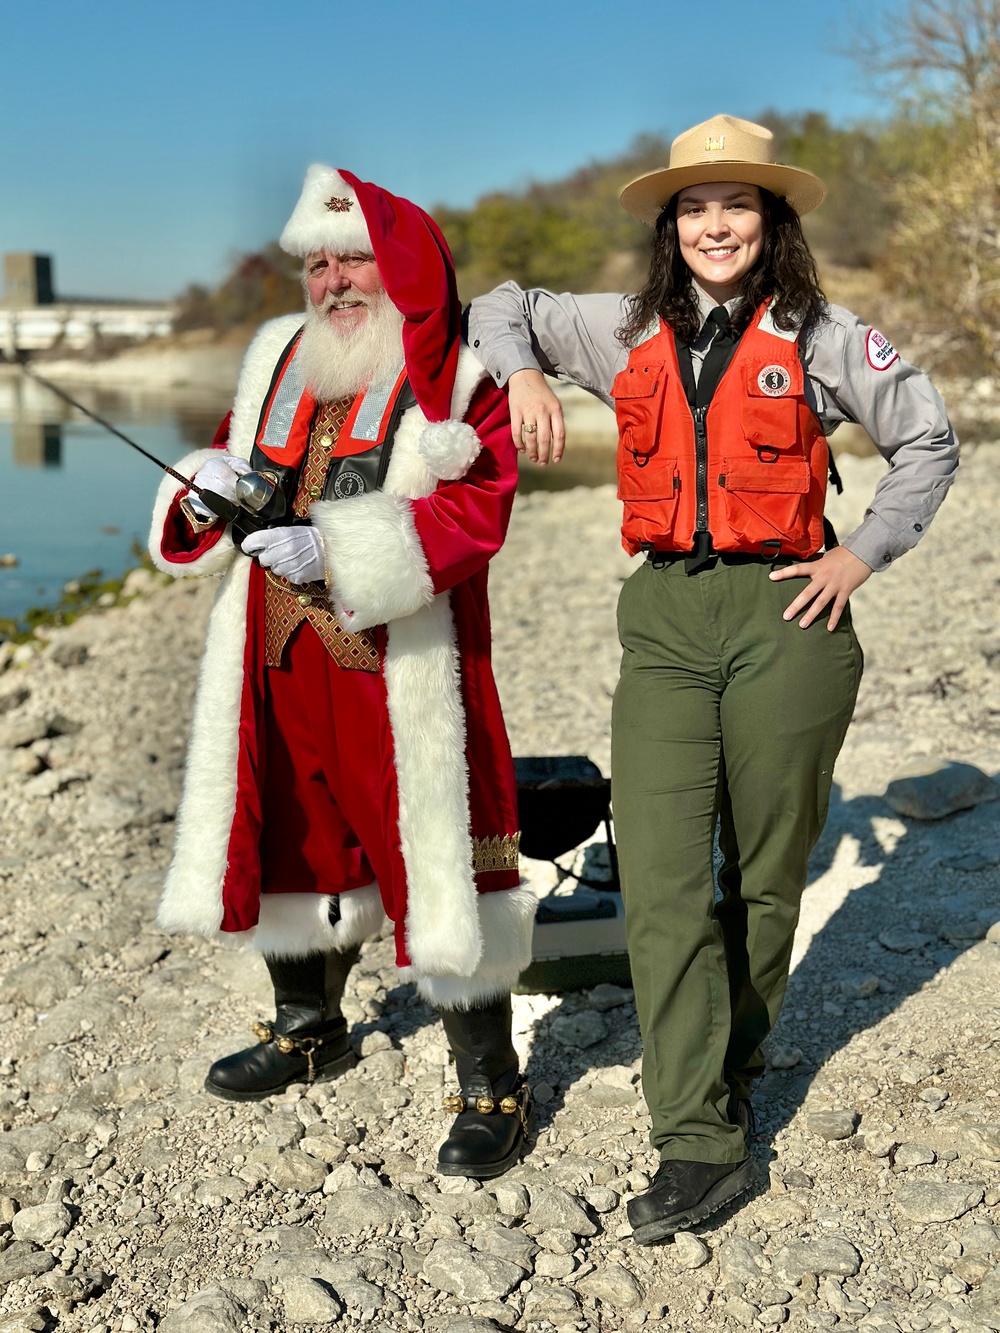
323, 378, 417, 501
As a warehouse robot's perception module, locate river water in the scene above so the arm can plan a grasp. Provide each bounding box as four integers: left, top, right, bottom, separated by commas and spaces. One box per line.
0, 373, 616, 628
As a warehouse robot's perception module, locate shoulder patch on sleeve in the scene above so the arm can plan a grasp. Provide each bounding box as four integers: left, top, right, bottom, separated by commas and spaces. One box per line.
865, 328, 899, 371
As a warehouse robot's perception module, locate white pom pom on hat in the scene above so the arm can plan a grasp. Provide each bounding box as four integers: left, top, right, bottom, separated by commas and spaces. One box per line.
418, 420, 482, 481
279, 165, 373, 257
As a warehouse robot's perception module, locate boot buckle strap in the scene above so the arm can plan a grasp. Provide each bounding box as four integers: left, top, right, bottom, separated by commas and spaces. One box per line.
252, 1023, 323, 1082
441, 1084, 532, 1131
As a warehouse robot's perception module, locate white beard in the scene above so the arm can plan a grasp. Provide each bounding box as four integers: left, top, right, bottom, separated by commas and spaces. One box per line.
298, 291, 405, 402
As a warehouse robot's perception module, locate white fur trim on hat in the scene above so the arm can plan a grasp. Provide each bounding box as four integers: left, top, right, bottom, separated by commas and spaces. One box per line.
280, 165, 372, 258
418, 420, 482, 481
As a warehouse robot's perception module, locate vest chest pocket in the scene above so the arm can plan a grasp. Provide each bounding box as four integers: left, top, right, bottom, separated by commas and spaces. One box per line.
612, 360, 665, 465
740, 361, 804, 457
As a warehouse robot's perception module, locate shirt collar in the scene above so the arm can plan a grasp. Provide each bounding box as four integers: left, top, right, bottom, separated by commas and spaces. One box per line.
693, 284, 742, 334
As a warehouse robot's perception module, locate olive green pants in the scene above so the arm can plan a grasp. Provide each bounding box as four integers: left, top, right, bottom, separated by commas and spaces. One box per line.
612, 558, 863, 1163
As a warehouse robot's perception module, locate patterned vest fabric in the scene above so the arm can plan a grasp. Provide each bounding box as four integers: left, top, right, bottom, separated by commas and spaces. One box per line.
263, 398, 382, 672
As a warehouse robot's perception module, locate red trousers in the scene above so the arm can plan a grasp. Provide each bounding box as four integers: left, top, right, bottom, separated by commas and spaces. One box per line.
258, 623, 408, 922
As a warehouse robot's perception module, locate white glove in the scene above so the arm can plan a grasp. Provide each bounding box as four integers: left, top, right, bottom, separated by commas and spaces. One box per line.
241, 525, 328, 585
186, 454, 253, 521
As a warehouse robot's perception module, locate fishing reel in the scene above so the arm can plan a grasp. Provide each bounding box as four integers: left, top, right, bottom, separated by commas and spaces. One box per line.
197, 470, 289, 542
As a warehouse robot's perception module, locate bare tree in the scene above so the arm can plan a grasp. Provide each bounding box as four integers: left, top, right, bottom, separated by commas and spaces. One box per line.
853, 0, 1000, 369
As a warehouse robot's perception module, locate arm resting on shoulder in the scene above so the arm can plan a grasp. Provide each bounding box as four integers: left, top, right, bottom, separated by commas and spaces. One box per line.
468, 282, 629, 462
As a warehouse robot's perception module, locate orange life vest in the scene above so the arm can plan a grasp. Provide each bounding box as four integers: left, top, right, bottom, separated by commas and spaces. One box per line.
612, 303, 828, 558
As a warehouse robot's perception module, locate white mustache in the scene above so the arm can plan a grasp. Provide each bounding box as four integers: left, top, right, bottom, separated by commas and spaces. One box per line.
320, 293, 370, 312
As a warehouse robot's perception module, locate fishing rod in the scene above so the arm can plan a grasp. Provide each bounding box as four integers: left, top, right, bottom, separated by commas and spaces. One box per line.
17, 360, 284, 532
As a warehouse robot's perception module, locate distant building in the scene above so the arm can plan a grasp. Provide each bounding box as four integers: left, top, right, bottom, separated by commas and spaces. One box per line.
2, 254, 54, 308
0, 252, 174, 356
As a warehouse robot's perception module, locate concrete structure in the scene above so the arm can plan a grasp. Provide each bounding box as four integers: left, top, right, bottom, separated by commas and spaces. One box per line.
0, 252, 174, 357
3, 254, 54, 308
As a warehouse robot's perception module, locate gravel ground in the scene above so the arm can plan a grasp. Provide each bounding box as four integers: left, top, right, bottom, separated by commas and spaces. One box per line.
0, 447, 997, 1333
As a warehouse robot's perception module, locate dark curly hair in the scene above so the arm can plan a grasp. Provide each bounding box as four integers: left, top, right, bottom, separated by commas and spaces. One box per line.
617, 187, 826, 348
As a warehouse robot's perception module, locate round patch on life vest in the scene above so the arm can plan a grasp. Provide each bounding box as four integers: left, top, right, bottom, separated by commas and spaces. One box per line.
757, 364, 792, 397
332, 470, 366, 499
865, 328, 899, 370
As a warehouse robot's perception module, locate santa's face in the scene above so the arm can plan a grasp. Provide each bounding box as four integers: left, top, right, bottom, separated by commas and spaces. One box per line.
305, 250, 384, 332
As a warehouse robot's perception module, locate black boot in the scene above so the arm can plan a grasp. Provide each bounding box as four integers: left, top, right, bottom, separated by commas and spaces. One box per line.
627, 1156, 760, 1245
205, 946, 360, 1101
437, 994, 534, 1179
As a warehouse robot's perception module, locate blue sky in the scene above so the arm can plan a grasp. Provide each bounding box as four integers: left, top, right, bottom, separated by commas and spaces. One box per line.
1, 1, 878, 301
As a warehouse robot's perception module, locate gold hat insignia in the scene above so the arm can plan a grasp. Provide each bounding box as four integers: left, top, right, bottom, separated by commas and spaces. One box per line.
325, 197, 353, 213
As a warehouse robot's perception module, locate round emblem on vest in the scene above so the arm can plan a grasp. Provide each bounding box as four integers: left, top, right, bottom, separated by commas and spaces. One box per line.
757, 364, 792, 397
332, 470, 366, 499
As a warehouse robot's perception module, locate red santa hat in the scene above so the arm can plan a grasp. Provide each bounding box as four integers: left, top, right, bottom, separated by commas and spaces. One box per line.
279, 164, 462, 428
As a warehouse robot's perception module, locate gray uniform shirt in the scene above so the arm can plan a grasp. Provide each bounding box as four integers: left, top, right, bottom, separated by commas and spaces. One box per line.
467, 282, 958, 570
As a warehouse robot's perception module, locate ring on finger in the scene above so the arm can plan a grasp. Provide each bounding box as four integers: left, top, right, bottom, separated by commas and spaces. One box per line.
521, 423, 537, 434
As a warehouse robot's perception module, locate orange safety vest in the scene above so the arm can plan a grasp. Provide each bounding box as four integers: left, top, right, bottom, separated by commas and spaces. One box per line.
612, 303, 828, 558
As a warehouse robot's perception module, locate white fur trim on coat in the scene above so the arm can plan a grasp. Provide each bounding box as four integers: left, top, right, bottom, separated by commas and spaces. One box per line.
384, 594, 480, 976
240, 884, 388, 957
312, 491, 434, 632
280, 166, 372, 259
148, 448, 239, 580
404, 884, 538, 1009
157, 558, 251, 936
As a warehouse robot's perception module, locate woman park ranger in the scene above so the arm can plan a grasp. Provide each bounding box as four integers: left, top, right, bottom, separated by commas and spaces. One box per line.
468, 114, 957, 1243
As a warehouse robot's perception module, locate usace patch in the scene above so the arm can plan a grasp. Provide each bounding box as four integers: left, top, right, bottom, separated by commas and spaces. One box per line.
866, 328, 899, 370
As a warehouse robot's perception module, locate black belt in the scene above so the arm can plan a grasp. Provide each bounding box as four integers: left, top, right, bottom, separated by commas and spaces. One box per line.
644, 542, 793, 573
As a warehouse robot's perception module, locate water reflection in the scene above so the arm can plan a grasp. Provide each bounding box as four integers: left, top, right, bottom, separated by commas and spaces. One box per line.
0, 372, 233, 625
12, 421, 62, 468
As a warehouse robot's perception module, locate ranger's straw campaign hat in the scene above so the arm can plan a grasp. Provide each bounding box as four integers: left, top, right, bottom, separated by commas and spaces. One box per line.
620, 114, 826, 223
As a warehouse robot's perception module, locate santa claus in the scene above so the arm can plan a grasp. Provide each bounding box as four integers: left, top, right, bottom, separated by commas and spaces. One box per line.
148, 165, 537, 1178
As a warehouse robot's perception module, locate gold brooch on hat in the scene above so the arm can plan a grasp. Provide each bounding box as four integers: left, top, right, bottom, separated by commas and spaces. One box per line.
325, 197, 353, 212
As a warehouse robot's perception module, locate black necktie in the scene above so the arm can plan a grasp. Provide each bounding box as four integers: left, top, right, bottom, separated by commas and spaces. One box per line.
696, 305, 736, 408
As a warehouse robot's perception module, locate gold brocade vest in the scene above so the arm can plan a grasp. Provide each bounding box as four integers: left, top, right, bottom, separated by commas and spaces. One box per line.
262, 399, 381, 671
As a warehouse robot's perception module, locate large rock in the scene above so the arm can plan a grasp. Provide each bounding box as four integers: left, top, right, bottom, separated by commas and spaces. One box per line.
280, 1276, 342, 1324
521, 1284, 581, 1322
884, 760, 998, 820
774, 1237, 861, 1282
0, 1241, 57, 1284
421, 1240, 523, 1301
551, 1011, 610, 1048
242, 1146, 328, 1193
718, 1235, 765, 1286
969, 1266, 1000, 1324
11, 1203, 72, 1244
577, 1261, 644, 1308
806, 1109, 858, 1141
0, 957, 81, 1007
894, 1180, 984, 1223
526, 1185, 597, 1237
320, 1186, 421, 1235
159, 1287, 246, 1332
674, 1231, 711, 1270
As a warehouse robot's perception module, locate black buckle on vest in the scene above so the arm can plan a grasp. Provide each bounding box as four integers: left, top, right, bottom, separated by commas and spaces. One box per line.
631, 449, 650, 469
756, 447, 780, 464
760, 539, 783, 559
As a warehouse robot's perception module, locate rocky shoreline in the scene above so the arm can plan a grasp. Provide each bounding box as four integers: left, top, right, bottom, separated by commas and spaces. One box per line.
0, 451, 998, 1332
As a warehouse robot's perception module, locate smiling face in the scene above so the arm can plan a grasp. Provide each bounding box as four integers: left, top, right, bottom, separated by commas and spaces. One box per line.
674, 182, 765, 303
305, 249, 384, 333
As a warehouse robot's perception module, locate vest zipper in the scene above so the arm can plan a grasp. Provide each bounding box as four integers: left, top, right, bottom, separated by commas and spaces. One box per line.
693, 406, 709, 535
